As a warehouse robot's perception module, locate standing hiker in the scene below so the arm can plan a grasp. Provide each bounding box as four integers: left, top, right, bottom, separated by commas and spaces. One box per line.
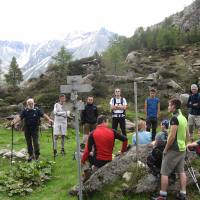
187, 84, 200, 141
12, 98, 53, 162
110, 88, 127, 136
144, 88, 160, 141
152, 98, 189, 200
81, 96, 98, 145
53, 94, 69, 156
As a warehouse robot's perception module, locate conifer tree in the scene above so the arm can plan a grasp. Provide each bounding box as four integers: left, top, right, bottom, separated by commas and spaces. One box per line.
5, 57, 23, 87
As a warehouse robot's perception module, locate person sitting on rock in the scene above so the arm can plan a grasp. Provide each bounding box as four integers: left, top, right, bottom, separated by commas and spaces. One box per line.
147, 119, 169, 177
187, 139, 200, 156
81, 115, 128, 170
132, 120, 152, 145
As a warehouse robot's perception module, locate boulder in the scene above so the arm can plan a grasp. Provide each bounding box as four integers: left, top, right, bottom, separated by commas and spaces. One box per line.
167, 80, 182, 90
0, 149, 8, 156
83, 74, 95, 84
122, 172, 133, 182
125, 51, 141, 64
105, 75, 134, 82
125, 119, 135, 131
69, 145, 199, 196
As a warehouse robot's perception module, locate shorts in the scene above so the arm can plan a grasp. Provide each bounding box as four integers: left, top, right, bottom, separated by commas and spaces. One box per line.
53, 123, 67, 135
188, 114, 200, 129
161, 150, 186, 176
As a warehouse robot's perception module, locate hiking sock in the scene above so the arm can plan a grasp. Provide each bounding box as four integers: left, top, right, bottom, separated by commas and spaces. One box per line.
160, 191, 167, 197
61, 135, 65, 149
180, 191, 186, 195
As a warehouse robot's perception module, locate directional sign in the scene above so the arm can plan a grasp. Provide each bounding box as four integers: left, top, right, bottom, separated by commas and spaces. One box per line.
60, 85, 72, 93
60, 84, 93, 94
67, 75, 83, 84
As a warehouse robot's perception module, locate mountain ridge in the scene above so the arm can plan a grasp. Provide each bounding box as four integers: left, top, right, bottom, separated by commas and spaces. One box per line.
0, 27, 115, 80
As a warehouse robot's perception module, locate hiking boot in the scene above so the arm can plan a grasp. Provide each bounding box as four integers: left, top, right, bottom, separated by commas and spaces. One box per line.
27, 155, 34, 162
61, 148, 65, 156
176, 193, 187, 200
151, 195, 167, 200
35, 154, 39, 161
54, 149, 58, 157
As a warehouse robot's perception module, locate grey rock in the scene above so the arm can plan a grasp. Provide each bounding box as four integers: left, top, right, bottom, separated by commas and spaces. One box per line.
167, 80, 182, 90
122, 172, 133, 182
83, 74, 95, 84
0, 149, 8, 156
69, 145, 200, 196
125, 119, 135, 131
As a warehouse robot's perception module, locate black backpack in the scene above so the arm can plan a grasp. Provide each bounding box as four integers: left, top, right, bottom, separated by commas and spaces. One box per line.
112, 97, 125, 116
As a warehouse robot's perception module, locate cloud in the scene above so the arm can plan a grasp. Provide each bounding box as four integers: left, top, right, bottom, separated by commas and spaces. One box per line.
0, 0, 194, 42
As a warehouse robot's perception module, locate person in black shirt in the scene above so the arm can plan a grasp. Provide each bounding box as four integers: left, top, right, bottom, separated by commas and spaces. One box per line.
13, 98, 53, 161
81, 96, 98, 145
187, 84, 200, 141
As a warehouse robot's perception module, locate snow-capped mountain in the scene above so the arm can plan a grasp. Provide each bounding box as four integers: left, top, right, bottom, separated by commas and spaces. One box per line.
0, 28, 115, 80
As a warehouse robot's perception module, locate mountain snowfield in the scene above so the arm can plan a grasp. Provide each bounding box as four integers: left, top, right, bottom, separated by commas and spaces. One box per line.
0, 28, 115, 80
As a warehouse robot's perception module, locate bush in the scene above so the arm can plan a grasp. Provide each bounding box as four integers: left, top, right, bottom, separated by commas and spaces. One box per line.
0, 161, 54, 196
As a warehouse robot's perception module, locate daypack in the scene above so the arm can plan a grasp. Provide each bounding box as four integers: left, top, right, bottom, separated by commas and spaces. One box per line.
147, 136, 167, 176
112, 97, 125, 116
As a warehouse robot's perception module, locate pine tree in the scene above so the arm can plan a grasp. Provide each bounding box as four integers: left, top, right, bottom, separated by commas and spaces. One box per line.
52, 46, 72, 70
5, 57, 23, 87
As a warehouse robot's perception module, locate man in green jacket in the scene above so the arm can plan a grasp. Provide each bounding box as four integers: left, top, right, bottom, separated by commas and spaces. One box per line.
152, 98, 189, 200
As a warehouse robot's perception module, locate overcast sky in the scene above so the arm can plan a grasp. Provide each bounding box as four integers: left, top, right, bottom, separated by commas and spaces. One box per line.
0, 0, 194, 43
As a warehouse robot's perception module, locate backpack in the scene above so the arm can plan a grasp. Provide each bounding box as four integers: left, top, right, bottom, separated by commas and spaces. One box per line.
112, 97, 125, 116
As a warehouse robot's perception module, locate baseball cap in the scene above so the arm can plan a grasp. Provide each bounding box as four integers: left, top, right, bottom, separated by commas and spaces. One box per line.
161, 119, 169, 129
191, 84, 198, 90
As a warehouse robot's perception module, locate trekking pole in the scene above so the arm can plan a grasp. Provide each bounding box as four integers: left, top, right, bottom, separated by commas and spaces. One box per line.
185, 156, 200, 193
51, 122, 55, 161
11, 124, 14, 165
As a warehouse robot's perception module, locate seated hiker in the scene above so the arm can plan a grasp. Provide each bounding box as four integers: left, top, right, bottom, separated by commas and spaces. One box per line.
147, 119, 169, 177
187, 139, 200, 156
81, 115, 128, 170
132, 120, 152, 145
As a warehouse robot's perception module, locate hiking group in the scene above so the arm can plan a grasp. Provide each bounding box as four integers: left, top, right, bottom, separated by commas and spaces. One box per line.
11, 84, 200, 200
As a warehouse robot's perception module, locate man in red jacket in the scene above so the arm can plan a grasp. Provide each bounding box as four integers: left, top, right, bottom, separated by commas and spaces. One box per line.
81, 115, 128, 168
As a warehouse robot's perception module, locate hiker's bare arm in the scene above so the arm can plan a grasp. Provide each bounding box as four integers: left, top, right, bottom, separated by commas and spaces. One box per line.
12, 116, 21, 125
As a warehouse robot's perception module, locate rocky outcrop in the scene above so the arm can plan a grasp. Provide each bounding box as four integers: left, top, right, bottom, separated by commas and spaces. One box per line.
125, 119, 135, 131
69, 145, 199, 196
125, 51, 141, 64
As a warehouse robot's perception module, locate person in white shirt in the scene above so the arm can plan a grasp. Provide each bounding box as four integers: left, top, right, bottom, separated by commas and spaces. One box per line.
53, 94, 69, 156
110, 88, 127, 136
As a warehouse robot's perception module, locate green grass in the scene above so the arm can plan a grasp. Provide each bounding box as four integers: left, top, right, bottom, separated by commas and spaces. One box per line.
0, 127, 200, 200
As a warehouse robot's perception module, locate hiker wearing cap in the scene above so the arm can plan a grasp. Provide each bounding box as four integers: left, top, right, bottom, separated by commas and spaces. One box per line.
187, 84, 200, 141
152, 98, 189, 200
147, 119, 170, 176
153, 120, 170, 147
110, 88, 127, 136
53, 94, 69, 156
81, 115, 128, 169
132, 120, 152, 145
144, 88, 160, 141
12, 98, 53, 162
81, 96, 98, 145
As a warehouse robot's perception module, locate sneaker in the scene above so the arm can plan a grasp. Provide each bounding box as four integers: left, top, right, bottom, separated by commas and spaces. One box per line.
61, 148, 65, 156
176, 193, 187, 200
54, 149, 58, 157
151, 195, 167, 200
